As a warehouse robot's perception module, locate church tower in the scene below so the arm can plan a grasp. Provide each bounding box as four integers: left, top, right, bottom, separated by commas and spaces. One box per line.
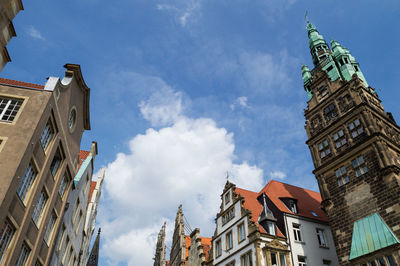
302, 21, 400, 265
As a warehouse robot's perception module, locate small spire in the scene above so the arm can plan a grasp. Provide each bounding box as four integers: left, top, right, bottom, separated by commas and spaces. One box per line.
86, 227, 101, 266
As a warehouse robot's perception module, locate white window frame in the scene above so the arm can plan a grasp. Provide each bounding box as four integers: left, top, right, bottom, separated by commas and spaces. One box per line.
0, 97, 23, 123
352, 155, 368, 177
298, 256, 307, 266
226, 231, 233, 250
293, 224, 302, 242
238, 223, 245, 242
215, 239, 222, 257
335, 166, 349, 186
316, 228, 328, 247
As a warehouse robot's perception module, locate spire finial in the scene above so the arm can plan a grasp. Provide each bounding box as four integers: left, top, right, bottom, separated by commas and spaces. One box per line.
305, 11, 310, 24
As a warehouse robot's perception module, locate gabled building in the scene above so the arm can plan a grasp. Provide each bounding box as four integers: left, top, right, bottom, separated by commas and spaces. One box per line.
0, 64, 91, 265
302, 21, 400, 265
49, 142, 105, 266
260, 180, 338, 266
211, 181, 291, 266
0, 0, 23, 71
187, 228, 211, 266
154, 222, 167, 266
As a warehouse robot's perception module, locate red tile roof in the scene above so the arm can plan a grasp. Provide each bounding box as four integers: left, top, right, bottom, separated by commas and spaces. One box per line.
88, 181, 97, 201
259, 180, 328, 222
235, 187, 285, 237
0, 77, 44, 90
77, 150, 90, 171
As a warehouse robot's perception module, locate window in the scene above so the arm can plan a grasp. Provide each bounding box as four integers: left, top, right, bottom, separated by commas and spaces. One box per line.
215, 239, 221, 257
226, 231, 233, 250
67, 246, 74, 266
225, 191, 231, 204
354, 65, 359, 72
222, 207, 235, 225
318, 86, 329, 99
316, 229, 328, 247
335, 166, 349, 186
72, 199, 80, 224
386, 255, 396, 266
293, 224, 302, 242
59, 174, 68, 197
352, 156, 368, 177
311, 211, 318, 217
62, 237, 70, 264
323, 259, 331, 265
280, 254, 286, 266
324, 103, 338, 121
298, 256, 307, 266
68, 109, 76, 130
17, 162, 37, 203
266, 221, 276, 236
0, 97, 23, 122
35, 260, 43, 266
16, 243, 30, 266
285, 199, 297, 213
238, 223, 245, 242
348, 118, 364, 138
333, 129, 347, 149
40, 121, 54, 150
0, 220, 15, 263
271, 252, 277, 266
32, 190, 48, 226
318, 139, 331, 159
44, 212, 57, 245
226, 261, 235, 266
326, 65, 333, 72
344, 58, 349, 64
240, 252, 252, 266
75, 211, 83, 235
50, 150, 62, 177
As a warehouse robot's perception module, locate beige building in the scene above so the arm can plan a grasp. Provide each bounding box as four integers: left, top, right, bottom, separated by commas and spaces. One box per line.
0, 0, 23, 71
0, 64, 91, 265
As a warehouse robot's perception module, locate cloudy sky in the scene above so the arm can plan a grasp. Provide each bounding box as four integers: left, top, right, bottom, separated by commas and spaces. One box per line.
3, 1, 400, 265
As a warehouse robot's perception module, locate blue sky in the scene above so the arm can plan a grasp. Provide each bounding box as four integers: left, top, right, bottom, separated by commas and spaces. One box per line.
3, 0, 400, 265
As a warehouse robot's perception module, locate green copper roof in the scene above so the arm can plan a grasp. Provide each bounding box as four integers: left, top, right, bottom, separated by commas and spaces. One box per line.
307, 22, 326, 49
349, 213, 400, 260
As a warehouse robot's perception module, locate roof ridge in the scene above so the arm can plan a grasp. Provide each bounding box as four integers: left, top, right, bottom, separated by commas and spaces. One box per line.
267, 179, 320, 194
0, 77, 44, 89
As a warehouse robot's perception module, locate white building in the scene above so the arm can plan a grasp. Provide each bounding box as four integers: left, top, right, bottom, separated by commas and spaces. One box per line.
49, 142, 105, 265
211, 181, 291, 266
260, 180, 339, 266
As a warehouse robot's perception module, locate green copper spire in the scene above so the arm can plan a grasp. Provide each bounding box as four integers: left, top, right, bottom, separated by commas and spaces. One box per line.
331, 39, 368, 86
302, 64, 312, 99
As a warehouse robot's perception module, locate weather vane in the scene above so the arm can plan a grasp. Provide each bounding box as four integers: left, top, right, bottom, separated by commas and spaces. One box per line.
305, 11, 310, 24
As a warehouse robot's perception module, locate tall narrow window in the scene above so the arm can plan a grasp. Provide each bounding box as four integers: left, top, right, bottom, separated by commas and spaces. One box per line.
280, 254, 286, 266
316, 229, 327, 247
271, 253, 277, 266
348, 118, 364, 138
238, 223, 245, 242
352, 156, 368, 177
215, 239, 221, 257
324, 103, 338, 121
0, 97, 23, 122
32, 190, 48, 226
44, 212, 57, 245
318, 140, 331, 159
16, 243, 30, 266
72, 198, 80, 224
59, 174, 68, 197
226, 231, 233, 250
240, 252, 252, 266
335, 166, 349, 186
75, 211, 83, 235
293, 224, 302, 242
225, 191, 231, 205
17, 162, 37, 203
50, 150, 62, 177
332, 129, 347, 149
0, 220, 15, 263
40, 121, 54, 150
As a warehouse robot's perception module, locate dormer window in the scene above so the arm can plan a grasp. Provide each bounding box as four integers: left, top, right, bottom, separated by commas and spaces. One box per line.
266, 221, 276, 236
224, 191, 231, 205
281, 198, 298, 214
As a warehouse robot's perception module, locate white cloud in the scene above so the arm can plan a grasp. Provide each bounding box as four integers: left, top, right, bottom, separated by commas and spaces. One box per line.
98, 80, 264, 265
139, 86, 183, 126
269, 170, 287, 180
230, 96, 249, 111
27, 25, 45, 40
156, 0, 202, 27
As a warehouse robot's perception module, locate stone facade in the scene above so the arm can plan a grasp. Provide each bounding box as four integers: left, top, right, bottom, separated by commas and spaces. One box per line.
0, 0, 23, 71
154, 222, 167, 266
169, 205, 187, 266
0, 64, 91, 265
302, 22, 400, 265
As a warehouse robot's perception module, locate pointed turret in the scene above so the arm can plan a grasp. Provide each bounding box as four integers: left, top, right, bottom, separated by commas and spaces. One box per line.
302, 64, 312, 99
154, 222, 167, 266
305, 22, 342, 85
169, 205, 186, 266
331, 39, 368, 86
87, 228, 101, 266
